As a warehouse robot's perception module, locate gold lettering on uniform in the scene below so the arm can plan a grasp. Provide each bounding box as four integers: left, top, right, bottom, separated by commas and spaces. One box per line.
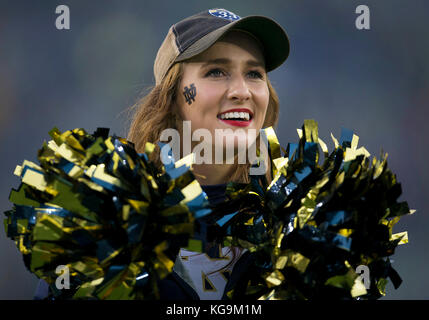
220, 270, 232, 282
204, 244, 231, 261
201, 271, 217, 292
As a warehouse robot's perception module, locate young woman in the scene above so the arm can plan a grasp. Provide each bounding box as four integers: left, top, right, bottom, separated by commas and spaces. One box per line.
32, 7, 290, 301
24, 8, 411, 301
125, 8, 290, 300
30, 7, 289, 301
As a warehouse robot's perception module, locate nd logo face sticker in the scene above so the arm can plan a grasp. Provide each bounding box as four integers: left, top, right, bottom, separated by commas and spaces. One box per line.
183, 83, 197, 105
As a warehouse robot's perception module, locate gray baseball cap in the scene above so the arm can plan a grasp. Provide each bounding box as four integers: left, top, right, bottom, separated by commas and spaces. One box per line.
154, 8, 290, 85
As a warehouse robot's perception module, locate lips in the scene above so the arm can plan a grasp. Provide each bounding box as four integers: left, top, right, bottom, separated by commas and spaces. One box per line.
217, 108, 253, 127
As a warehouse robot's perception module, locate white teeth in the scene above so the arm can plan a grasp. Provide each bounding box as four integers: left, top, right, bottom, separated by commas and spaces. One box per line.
219, 111, 251, 120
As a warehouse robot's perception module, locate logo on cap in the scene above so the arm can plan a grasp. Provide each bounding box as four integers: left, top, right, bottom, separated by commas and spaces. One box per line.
208, 9, 240, 21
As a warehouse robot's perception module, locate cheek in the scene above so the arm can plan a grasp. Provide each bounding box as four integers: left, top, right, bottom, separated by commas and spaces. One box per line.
195, 82, 224, 107
183, 83, 222, 114
177, 82, 223, 124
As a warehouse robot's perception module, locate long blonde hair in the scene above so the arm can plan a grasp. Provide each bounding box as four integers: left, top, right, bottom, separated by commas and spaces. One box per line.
127, 62, 280, 184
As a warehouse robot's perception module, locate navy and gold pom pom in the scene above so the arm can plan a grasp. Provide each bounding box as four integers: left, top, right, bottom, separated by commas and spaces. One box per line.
4, 127, 210, 299
215, 120, 413, 300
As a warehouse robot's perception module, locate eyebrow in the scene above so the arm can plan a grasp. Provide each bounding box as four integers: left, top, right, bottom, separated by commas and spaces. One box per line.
201, 58, 265, 69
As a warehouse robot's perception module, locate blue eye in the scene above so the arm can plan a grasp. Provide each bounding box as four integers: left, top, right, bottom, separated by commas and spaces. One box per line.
248, 70, 263, 79
205, 68, 225, 77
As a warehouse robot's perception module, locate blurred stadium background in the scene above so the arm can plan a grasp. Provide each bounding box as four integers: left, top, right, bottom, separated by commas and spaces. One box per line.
1, 0, 428, 299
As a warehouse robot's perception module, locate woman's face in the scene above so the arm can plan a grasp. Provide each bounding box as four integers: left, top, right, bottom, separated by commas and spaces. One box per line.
176, 31, 269, 155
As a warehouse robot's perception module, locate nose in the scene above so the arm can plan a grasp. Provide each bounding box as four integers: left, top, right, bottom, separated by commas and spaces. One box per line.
226, 74, 251, 102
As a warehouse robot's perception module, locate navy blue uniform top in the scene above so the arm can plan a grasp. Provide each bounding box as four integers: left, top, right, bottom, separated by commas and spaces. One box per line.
33, 184, 255, 300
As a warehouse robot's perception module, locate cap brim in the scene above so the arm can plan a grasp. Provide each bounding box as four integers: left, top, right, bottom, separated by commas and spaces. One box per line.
175, 16, 290, 72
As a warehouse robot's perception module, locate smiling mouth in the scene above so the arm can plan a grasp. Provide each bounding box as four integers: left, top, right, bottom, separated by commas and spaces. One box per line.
217, 109, 253, 124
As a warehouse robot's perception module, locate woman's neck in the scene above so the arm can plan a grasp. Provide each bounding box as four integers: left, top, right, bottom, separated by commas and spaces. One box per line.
192, 163, 236, 185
